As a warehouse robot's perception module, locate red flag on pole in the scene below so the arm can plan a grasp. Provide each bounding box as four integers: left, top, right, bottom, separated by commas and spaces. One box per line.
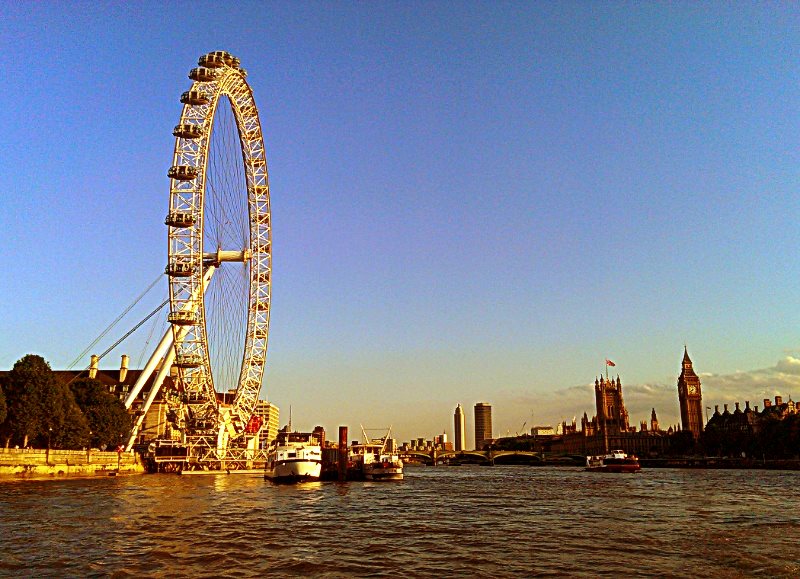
605, 359, 615, 367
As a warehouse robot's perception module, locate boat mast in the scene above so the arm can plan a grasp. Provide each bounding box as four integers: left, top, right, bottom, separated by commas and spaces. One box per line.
381, 426, 392, 454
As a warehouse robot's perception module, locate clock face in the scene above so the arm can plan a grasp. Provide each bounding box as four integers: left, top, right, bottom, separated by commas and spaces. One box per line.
688, 384, 698, 395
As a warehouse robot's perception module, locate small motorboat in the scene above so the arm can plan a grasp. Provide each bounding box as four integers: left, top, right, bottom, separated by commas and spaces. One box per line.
586, 449, 641, 473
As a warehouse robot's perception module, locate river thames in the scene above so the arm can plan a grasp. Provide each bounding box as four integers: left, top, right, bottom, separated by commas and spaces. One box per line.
2, 466, 798, 577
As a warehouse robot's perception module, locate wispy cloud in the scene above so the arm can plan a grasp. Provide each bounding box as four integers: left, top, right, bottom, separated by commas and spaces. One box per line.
700, 356, 800, 408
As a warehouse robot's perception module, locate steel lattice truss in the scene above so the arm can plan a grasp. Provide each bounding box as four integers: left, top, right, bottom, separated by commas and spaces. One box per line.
166, 51, 271, 451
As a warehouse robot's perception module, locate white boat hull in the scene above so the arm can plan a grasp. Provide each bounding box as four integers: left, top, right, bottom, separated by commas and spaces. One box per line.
364, 462, 404, 481
265, 459, 322, 483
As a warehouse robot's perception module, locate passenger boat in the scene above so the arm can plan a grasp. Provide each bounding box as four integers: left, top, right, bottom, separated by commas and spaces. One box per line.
363, 452, 404, 481
264, 429, 322, 483
351, 426, 404, 481
585, 449, 641, 473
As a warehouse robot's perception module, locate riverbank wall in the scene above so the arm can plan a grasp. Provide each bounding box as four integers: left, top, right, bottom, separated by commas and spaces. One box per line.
0, 448, 145, 480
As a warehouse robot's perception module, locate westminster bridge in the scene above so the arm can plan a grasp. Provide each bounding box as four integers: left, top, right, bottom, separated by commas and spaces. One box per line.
400, 449, 552, 465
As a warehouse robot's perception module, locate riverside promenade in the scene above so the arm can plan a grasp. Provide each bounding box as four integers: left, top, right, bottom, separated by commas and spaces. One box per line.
0, 448, 144, 479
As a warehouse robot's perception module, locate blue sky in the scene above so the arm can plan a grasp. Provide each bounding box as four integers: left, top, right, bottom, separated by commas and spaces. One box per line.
1, 3, 798, 445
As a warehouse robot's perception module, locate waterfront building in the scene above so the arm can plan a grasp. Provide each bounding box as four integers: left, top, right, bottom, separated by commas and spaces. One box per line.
454, 404, 466, 451
761, 395, 796, 418
546, 374, 671, 457
252, 399, 280, 445
312, 425, 326, 448
595, 375, 630, 436
474, 402, 493, 450
531, 425, 554, 436
702, 396, 798, 456
677, 347, 704, 439
432, 433, 453, 451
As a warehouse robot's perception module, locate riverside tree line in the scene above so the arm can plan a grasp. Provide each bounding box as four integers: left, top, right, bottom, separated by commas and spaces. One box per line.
0, 354, 131, 450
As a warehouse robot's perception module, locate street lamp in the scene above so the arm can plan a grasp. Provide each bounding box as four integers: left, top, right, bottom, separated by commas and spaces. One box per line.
47, 427, 53, 465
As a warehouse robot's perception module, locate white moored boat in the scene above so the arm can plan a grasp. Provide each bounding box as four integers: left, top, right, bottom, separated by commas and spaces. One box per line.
363, 453, 404, 481
351, 426, 404, 481
264, 429, 322, 483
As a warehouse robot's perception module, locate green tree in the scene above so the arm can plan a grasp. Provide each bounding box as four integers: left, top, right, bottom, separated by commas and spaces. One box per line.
50, 399, 90, 450
69, 377, 132, 449
3, 355, 59, 447
2, 354, 90, 449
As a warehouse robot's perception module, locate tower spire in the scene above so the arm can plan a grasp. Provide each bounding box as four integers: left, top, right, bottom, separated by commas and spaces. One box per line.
678, 346, 703, 439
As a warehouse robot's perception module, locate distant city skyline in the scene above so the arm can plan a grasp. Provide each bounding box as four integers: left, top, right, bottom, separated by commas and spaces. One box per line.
2, 4, 799, 446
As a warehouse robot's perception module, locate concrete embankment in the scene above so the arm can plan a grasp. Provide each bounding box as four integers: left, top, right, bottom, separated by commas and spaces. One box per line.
0, 448, 145, 480
640, 457, 800, 470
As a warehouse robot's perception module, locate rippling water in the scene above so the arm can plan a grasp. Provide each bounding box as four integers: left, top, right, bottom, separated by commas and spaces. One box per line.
2, 466, 799, 577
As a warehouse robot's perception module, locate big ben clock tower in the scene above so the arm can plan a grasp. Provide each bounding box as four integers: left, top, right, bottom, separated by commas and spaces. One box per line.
677, 346, 704, 438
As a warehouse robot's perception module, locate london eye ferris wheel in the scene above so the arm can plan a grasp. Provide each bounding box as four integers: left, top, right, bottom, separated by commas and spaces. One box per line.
164, 50, 272, 443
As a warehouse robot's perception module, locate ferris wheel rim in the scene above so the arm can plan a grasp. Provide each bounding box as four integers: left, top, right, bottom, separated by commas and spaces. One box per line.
165, 51, 271, 433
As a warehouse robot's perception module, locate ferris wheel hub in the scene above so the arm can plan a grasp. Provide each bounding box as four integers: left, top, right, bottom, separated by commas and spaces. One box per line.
203, 249, 252, 266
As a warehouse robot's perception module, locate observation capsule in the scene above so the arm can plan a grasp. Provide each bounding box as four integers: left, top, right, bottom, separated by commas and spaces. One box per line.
198, 52, 226, 68
165, 261, 194, 277
189, 67, 217, 82
180, 90, 210, 106
173, 124, 203, 139
168, 165, 198, 181
168, 311, 198, 326
165, 211, 196, 228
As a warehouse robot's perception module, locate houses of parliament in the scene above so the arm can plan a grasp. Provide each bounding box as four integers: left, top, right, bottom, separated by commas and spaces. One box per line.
548, 347, 706, 456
